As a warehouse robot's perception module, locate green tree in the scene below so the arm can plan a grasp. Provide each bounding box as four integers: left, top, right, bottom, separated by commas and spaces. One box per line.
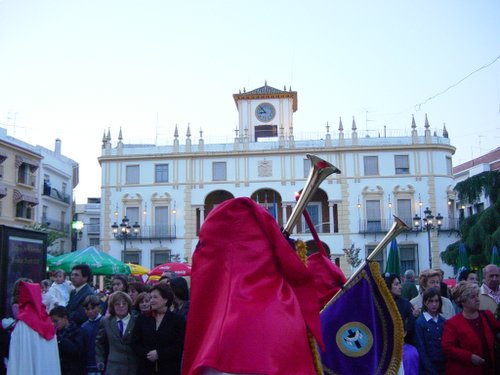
441, 170, 500, 269
343, 243, 362, 268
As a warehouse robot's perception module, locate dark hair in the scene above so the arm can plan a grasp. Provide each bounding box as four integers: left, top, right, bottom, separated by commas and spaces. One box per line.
133, 292, 150, 310
72, 264, 92, 281
83, 294, 102, 307
421, 287, 442, 314
458, 269, 476, 282
170, 277, 189, 301
111, 275, 129, 292
53, 269, 66, 277
40, 279, 51, 289
49, 305, 69, 318
129, 282, 148, 294
149, 283, 174, 309
107, 291, 132, 316
383, 273, 400, 294
160, 271, 178, 279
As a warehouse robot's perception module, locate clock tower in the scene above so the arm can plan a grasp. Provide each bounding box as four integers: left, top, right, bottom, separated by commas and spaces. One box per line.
233, 82, 298, 142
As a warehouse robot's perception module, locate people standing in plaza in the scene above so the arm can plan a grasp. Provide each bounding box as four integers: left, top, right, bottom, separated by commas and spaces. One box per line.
49, 269, 75, 307
50, 306, 85, 375
80, 295, 103, 375
414, 288, 446, 375
67, 265, 94, 326
132, 283, 185, 375
479, 264, 500, 313
384, 273, 419, 375
128, 282, 148, 307
411, 269, 455, 319
458, 269, 478, 285
95, 291, 138, 375
385, 273, 416, 342
7, 280, 61, 375
170, 277, 190, 320
159, 270, 178, 285
111, 275, 129, 294
40, 279, 56, 312
401, 269, 419, 301
442, 281, 500, 375
133, 292, 152, 317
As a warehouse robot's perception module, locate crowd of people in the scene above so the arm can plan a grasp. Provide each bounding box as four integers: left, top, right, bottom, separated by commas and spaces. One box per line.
1, 266, 189, 375
1, 262, 499, 375
385, 264, 500, 375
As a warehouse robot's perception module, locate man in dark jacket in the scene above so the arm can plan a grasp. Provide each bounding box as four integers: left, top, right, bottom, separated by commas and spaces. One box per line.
66, 264, 94, 326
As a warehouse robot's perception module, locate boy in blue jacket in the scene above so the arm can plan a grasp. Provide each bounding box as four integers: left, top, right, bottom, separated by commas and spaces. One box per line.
80, 295, 103, 375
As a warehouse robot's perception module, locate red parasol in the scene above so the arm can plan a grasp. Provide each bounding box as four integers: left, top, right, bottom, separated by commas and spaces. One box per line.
148, 262, 192, 277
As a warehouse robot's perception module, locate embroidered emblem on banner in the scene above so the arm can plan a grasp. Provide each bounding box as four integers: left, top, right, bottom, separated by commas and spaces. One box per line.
336, 322, 373, 357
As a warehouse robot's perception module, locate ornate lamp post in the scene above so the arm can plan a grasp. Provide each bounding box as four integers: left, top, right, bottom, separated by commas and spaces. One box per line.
413, 207, 443, 268
111, 216, 140, 262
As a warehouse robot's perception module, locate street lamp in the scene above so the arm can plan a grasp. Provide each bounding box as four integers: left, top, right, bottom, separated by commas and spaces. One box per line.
71, 220, 84, 251
111, 216, 140, 262
413, 207, 443, 269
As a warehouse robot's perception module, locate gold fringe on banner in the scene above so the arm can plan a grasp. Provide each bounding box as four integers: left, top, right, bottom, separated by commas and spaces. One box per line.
295, 239, 324, 375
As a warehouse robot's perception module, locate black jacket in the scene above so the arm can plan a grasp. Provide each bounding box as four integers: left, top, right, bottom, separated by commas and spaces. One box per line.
57, 321, 85, 375
131, 311, 185, 375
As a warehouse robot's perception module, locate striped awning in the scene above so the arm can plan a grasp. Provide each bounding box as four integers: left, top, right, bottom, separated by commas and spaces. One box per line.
0, 185, 7, 198
13, 189, 39, 205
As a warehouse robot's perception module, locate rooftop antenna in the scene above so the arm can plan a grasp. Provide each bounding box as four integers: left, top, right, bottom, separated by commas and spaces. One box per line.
361, 107, 374, 135
7, 112, 19, 136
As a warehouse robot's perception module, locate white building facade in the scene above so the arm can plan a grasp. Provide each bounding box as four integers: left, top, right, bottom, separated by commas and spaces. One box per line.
74, 197, 101, 250
99, 84, 459, 277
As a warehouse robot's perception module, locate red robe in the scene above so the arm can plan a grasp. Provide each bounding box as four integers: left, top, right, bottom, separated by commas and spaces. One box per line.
182, 197, 323, 375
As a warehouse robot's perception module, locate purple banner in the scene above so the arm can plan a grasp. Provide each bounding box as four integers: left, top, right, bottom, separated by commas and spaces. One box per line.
320, 262, 404, 375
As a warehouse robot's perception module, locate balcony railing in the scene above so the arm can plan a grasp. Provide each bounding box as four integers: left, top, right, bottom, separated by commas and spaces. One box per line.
135, 225, 177, 240
358, 217, 461, 234
42, 217, 70, 233
86, 224, 100, 234
43, 183, 70, 204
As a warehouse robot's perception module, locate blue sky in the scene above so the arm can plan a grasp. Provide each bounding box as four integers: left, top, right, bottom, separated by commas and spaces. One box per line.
1, 0, 499, 202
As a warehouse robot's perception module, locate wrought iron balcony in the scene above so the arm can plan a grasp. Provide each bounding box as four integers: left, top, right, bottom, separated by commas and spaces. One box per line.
43, 183, 70, 204
134, 225, 177, 240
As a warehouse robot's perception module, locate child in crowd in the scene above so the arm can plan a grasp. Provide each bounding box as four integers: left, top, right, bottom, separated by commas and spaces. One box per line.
40, 279, 56, 312
49, 306, 84, 375
414, 288, 446, 375
80, 295, 102, 375
47, 270, 75, 308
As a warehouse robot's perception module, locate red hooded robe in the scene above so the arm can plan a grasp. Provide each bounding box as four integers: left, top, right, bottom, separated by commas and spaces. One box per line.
182, 197, 323, 375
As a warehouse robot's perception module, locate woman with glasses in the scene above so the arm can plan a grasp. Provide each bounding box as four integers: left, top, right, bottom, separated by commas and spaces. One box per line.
95, 291, 137, 375
442, 281, 500, 375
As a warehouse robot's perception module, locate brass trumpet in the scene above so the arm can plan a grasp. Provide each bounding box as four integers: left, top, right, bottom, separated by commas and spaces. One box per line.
344, 215, 410, 286
367, 216, 410, 262
282, 154, 341, 237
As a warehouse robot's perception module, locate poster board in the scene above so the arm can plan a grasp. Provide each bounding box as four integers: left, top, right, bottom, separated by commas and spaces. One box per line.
0, 225, 47, 318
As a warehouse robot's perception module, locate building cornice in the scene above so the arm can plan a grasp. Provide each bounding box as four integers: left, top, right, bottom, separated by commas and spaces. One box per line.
98, 143, 456, 163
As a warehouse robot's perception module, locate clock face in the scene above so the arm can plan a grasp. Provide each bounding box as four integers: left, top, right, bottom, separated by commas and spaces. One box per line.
255, 102, 276, 122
